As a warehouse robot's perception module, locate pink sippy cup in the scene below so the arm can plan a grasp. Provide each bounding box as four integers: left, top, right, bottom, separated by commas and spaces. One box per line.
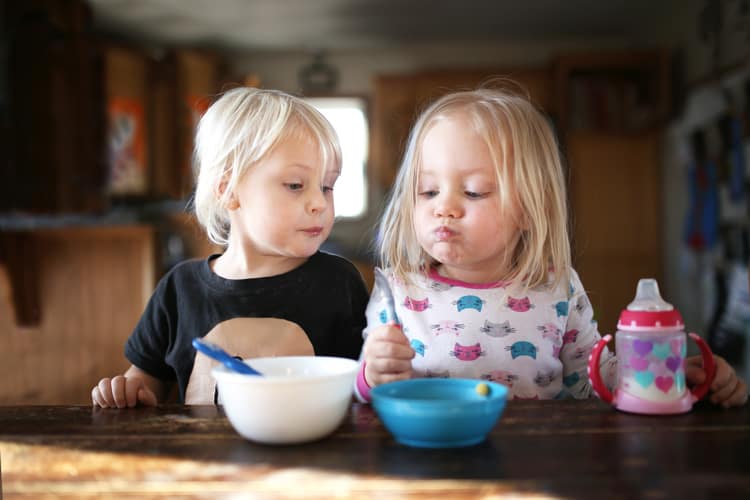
588, 278, 716, 415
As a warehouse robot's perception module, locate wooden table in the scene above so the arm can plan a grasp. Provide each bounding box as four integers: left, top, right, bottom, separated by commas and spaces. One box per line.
1, 400, 748, 499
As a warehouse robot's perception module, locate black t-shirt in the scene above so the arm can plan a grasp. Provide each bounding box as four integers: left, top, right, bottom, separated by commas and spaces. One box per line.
125, 251, 369, 402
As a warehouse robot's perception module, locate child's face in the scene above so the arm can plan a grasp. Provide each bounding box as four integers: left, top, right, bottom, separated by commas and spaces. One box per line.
414, 114, 523, 283
227, 132, 338, 261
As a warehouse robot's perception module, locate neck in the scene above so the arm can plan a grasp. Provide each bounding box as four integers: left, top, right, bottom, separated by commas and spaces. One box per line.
434, 264, 511, 286
212, 241, 309, 279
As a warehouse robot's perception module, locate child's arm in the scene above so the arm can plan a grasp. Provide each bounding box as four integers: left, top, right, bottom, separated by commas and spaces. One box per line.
354, 322, 414, 402
363, 323, 415, 386
562, 273, 617, 399
354, 269, 414, 401
685, 355, 748, 408
91, 364, 168, 408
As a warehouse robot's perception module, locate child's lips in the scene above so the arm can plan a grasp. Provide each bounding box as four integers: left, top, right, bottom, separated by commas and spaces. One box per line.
302, 226, 324, 237
434, 226, 455, 241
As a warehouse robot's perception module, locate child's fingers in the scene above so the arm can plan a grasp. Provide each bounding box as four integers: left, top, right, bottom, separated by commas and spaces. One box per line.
372, 370, 413, 386
713, 377, 748, 408
365, 357, 413, 387
710, 374, 738, 405
136, 386, 158, 407
684, 356, 706, 385
729, 378, 749, 407
368, 356, 413, 376
123, 377, 148, 408
363, 326, 412, 360
365, 339, 415, 363
111, 376, 131, 408
376, 324, 410, 344
91, 386, 106, 407
94, 378, 115, 408
687, 355, 749, 407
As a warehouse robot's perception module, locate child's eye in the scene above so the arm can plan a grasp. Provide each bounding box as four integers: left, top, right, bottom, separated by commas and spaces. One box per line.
285, 182, 304, 191
419, 190, 438, 198
465, 191, 487, 199
322, 185, 334, 194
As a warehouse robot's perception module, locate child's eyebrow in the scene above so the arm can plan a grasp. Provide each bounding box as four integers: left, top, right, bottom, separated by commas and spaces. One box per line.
284, 163, 341, 180
419, 166, 493, 177
285, 162, 316, 170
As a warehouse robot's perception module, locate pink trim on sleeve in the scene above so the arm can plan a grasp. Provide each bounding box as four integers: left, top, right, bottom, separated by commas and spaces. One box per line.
355, 361, 372, 403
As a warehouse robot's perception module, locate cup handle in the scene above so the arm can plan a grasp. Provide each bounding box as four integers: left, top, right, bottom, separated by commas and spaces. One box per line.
688, 332, 716, 401
587, 335, 613, 403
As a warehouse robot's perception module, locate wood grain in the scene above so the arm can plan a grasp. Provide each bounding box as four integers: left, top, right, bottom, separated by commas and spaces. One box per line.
0, 226, 154, 404
1, 400, 748, 499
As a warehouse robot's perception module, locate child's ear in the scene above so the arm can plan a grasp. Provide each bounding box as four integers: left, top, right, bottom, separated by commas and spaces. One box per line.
225, 192, 240, 210
216, 178, 240, 210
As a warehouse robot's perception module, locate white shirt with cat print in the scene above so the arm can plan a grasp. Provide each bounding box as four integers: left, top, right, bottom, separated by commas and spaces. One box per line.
361, 267, 617, 400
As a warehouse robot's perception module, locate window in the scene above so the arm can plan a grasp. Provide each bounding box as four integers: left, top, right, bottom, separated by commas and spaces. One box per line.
305, 97, 368, 218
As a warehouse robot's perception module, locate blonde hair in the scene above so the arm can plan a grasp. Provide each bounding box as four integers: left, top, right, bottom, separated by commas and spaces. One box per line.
193, 87, 342, 245
378, 85, 571, 290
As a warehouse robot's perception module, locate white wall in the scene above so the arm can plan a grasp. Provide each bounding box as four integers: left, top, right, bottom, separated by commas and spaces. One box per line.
231, 39, 633, 95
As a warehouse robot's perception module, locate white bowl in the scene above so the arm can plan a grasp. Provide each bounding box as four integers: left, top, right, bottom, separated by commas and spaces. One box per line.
212, 356, 358, 444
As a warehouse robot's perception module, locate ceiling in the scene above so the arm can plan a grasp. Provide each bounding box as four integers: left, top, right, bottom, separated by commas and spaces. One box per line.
86, 0, 689, 52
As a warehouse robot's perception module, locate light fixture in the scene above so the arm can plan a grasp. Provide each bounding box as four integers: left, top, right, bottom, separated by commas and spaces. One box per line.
298, 51, 339, 94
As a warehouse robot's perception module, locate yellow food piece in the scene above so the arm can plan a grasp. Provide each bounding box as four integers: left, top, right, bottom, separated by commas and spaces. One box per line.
475, 382, 490, 396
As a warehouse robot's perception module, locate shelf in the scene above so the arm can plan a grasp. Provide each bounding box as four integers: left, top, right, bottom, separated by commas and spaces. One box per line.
554, 49, 671, 134
0, 225, 153, 327
0, 199, 191, 230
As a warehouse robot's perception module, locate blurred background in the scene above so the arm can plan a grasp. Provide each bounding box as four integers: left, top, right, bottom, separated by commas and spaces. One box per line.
1, 0, 749, 403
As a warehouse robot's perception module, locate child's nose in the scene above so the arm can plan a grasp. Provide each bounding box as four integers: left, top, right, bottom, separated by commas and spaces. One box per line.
307, 187, 329, 214
434, 193, 463, 218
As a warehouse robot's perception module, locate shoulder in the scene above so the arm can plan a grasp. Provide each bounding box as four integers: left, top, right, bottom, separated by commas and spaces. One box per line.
384, 267, 433, 294
159, 256, 211, 284
166, 256, 209, 275
308, 251, 364, 278
520, 267, 580, 304
567, 268, 587, 296
151, 256, 214, 298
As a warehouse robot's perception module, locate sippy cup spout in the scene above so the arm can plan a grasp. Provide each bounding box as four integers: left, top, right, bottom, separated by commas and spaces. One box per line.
627, 278, 673, 312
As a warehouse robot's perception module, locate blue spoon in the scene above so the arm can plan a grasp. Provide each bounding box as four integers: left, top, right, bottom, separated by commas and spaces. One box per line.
192, 338, 262, 376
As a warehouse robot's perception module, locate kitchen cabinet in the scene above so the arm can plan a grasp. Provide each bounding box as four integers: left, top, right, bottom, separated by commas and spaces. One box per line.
3, 0, 106, 213
0, 226, 154, 404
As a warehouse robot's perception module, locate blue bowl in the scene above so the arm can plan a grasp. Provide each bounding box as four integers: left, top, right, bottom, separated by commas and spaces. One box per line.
370, 378, 508, 448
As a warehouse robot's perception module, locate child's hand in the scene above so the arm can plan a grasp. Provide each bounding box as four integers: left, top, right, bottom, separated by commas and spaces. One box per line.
363, 322, 415, 387
686, 355, 748, 408
91, 375, 158, 408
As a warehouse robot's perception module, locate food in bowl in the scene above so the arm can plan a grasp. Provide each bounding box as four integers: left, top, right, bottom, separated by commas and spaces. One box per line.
370, 378, 508, 448
212, 356, 358, 444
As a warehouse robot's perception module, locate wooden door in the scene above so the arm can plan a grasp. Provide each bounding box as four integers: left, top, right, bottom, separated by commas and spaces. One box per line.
567, 131, 663, 333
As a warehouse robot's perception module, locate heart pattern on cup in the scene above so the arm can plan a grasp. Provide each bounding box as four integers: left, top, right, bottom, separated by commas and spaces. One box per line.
629, 356, 649, 371
665, 356, 682, 373
633, 340, 653, 357
670, 338, 682, 355
652, 343, 671, 360
655, 376, 674, 393
634, 371, 655, 388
